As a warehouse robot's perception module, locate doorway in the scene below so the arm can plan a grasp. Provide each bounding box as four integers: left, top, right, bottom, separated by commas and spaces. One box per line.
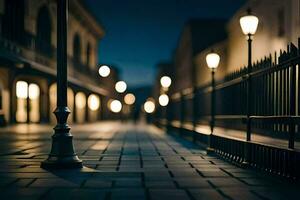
16, 81, 40, 123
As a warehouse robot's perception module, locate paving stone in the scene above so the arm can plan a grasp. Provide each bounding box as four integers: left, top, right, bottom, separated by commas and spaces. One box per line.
149, 189, 190, 200
208, 178, 246, 188
189, 188, 225, 200
175, 178, 211, 188
110, 188, 146, 200
0, 123, 298, 200
44, 188, 107, 200
145, 180, 176, 188
114, 179, 142, 187
220, 188, 262, 200
2, 188, 48, 200
12, 178, 35, 187
0, 177, 16, 186
29, 178, 81, 187
200, 170, 230, 177
171, 169, 200, 177
84, 180, 113, 188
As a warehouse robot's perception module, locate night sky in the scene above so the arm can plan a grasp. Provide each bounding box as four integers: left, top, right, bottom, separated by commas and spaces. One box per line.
84, 0, 246, 88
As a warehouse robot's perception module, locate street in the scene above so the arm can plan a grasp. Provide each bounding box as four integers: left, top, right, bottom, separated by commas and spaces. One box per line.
0, 122, 299, 200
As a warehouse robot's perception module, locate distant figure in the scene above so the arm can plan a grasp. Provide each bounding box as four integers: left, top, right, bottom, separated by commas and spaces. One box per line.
133, 109, 140, 124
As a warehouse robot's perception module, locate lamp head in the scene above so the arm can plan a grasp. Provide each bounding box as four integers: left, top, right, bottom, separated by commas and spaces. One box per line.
206, 51, 220, 70
239, 9, 259, 35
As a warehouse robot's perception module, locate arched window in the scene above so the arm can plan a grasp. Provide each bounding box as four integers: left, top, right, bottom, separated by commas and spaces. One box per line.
86, 43, 91, 67
73, 34, 81, 63
36, 6, 52, 56
2, 0, 25, 43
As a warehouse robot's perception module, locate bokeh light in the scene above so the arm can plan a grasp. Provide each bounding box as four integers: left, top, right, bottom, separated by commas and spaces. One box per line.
110, 99, 122, 113
115, 81, 127, 93
124, 93, 135, 105
88, 94, 100, 111
98, 65, 111, 77
144, 99, 155, 113
160, 76, 172, 88
158, 94, 169, 106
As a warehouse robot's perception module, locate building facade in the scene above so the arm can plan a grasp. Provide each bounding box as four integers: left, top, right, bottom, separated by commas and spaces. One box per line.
168, 0, 300, 93
226, 0, 300, 73
0, 0, 119, 125
193, 0, 300, 87
171, 19, 227, 94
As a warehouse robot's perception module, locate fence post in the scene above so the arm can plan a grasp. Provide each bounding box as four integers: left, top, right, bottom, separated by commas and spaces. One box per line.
192, 87, 198, 142
289, 62, 296, 149
243, 35, 253, 166
207, 70, 215, 154
180, 92, 185, 136
166, 98, 172, 132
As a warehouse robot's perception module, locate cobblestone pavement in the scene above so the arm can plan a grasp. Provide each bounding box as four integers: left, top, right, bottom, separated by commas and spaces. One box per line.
0, 122, 299, 200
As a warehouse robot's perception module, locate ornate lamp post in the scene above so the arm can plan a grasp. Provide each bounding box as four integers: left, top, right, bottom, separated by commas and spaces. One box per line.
41, 0, 82, 169
239, 9, 259, 141
206, 51, 220, 153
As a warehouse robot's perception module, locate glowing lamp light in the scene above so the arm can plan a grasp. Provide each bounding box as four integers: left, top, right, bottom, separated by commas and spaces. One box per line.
124, 93, 135, 105
160, 76, 172, 88
239, 14, 259, 35
16, 81, 28, 99
144, 99, 155, 114
75, 92, 86, 109
110, 100, 122, 113
206, 53, 220, 70
115, 81, 127, 93
88, 94, 100, 111
98, 65, 110, 77
29, 84, 40, 100
158, 94, 169, 107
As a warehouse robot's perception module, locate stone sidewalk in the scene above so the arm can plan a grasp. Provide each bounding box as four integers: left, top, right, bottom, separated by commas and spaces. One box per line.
0, 122, 299, 200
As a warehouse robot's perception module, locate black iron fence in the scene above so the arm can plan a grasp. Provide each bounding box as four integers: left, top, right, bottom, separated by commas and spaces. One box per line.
158, 40, 300, 178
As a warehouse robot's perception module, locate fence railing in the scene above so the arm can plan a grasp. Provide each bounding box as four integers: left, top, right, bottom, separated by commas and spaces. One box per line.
164, 40, 300, 149
157, 39, 300, 178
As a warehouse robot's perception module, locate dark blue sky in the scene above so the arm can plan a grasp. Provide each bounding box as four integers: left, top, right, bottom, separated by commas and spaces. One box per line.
84, 0, 246, 88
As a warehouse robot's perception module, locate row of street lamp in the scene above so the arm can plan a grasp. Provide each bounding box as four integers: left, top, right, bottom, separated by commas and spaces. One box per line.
98, 64, 137, 113
206, 9, 259, 152
144, 75, 172, 114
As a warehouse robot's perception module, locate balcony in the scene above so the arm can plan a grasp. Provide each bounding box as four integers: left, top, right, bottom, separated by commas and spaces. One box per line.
0, 32, 106, 93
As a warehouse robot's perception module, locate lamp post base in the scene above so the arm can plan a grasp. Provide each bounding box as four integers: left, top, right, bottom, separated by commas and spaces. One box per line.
41, 156, 82, 169
41, 107, 82, 169
41, 132, 83, 169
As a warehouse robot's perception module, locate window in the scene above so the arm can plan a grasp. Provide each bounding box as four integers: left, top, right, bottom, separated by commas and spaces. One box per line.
2, 0, 25, 43
36, 6, 52, 56
73, 34, 81, 63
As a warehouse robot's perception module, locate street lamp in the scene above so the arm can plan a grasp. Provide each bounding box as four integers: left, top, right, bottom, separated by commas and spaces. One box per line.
41, 0, 82, 169
206, 51, 220, 153
240, 9, 259, 142
158, 94, 169, 107
160, 76, 172, 88
115, 81, 127, 93
239, 8, 259, 72
98, 65, 110, 77
109, 100, 122, 113
124, 93, 135, 105
144, 99, 155, 114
